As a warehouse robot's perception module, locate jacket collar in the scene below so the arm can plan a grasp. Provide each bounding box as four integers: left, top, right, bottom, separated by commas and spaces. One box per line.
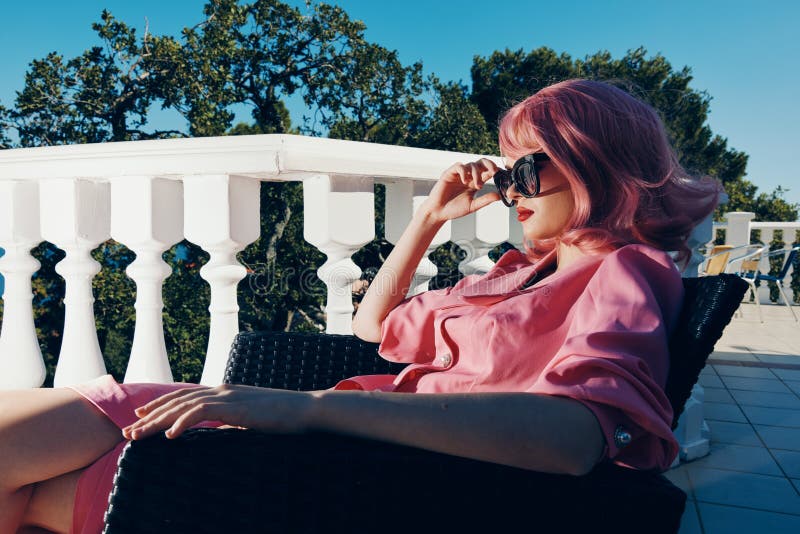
454, 249, 557, 299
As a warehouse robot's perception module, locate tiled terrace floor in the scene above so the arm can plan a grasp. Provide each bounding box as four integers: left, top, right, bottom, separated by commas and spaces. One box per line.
666, 302, 800, 533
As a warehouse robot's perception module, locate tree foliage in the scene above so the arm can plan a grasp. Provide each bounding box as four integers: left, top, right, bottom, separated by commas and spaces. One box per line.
1, 2, 797, 384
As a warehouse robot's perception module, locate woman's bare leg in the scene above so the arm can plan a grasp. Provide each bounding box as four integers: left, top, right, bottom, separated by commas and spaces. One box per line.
19, 469, 83, 534
0, 388, 123, 532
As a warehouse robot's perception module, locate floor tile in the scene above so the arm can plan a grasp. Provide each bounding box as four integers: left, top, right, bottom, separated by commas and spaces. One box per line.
704, 387, 735, 403
756, 426, 800, 451
678, 500, 702, 534
730, 389, 800, 409
665, 464, 693, 496
689, 443, 781, 476
720, 375, 792, 393
698, 373, 724, 388
697, 502, 800, 533
708, 420, 763, 447
711, 364, 776, 379
741, 405, 800, 428
708, 351, 759, 363
705, 401, 747, 423
700, 365, 719, 377
772, 450, 800, 479
784, 381, 800, 396
687, 466, 800, 515
772, 368, 800, 381
754, 353, 800, 366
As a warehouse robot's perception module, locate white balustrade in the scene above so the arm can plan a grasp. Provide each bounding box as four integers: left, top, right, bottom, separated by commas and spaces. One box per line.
111, 177, 183, 383
184, 174, 261, 385
39, 179, 111, 387
0, 181, 45, 389
451, 190, 510, 276
304, 174, 374, 334
385, 181, 452, 296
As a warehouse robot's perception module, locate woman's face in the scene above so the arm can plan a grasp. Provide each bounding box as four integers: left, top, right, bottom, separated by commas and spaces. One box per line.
504, 153, 575, 241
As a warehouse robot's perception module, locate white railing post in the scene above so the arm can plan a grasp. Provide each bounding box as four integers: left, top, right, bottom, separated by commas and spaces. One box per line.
451, 191, 509, 275
0, 181, 45, 389
303, 175, 374, 334
724, 211, 755, 248
111, 177, 183, 383
184, 175, 260, 386
40, 179, 111, 387
385, 181, 451, 296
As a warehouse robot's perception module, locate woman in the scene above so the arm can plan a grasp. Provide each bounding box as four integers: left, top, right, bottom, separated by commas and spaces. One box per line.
1, 79, 720, 533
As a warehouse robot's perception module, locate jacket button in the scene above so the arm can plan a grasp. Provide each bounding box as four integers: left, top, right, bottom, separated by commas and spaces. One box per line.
614, 425, 632, 448
437, 352, 452, 367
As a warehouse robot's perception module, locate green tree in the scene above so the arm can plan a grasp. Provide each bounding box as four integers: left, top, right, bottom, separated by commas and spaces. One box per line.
9, 11, 183, 146
0, 102, 12, 148
317, 42, 427, 144
157, 0, 366, 136
414, 80, 497, 154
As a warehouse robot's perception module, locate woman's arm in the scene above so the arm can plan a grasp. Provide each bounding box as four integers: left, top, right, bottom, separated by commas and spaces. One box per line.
311, 389, 606, 476
352, 159, 502, 343
124, 386, 606, 476
351, 211, 445, 343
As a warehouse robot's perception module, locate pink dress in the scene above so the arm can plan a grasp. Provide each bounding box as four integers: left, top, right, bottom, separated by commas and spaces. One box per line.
68, 243, 681, 533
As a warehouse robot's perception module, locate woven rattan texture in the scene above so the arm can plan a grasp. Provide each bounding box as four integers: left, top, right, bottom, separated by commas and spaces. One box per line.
105, 428, 685, 534
104, 275, 748, 533
665, 274, 748, 428
224, 331, 406, 390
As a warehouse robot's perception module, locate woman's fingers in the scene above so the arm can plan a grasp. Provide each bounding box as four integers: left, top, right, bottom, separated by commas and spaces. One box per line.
127, 397, 209, 439
134, 385, 208, 416
123, 388, 216, 438
165, 403, 223, 439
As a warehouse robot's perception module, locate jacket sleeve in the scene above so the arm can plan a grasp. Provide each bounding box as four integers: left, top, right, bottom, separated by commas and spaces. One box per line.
529, 245, 684, 471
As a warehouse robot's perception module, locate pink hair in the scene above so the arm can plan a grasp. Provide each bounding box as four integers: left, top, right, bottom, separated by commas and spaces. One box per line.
498, 79, 721, 267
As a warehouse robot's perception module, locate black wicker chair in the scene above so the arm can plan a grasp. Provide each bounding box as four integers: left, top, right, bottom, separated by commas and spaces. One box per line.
102, 274, 748, 534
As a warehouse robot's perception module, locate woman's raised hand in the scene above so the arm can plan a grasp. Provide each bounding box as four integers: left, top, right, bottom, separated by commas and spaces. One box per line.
420, 158, 503, 223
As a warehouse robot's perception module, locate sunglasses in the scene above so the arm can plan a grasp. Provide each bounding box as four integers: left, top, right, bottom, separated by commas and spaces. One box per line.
492, 152, 551, 207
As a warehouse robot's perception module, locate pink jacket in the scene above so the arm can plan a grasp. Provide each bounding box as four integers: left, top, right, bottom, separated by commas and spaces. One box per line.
335, 244, 683, 471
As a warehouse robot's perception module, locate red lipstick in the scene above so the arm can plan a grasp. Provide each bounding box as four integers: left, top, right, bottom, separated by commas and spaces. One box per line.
516, 208, 533, 222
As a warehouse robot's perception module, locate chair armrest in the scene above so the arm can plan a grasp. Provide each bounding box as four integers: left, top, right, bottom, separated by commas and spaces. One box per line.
104, 428, 686, 534
223, 330, 406, 390
666, 274, 749, 428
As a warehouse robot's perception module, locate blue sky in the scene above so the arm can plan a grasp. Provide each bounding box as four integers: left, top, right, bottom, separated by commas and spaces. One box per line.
1, 0, 798, 206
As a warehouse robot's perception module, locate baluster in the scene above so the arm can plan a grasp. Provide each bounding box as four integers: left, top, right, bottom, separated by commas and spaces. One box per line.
757, 228, 776, 304
111, 177, 183, 383
303, 174, 374, 334
0, 181, 45, 389
724, 212, 755, 248
451, 190, 509, 275
385, 181, 451, 296
184, 175, 260, 386
40, 179, 110, 387
786, 228, 798, 301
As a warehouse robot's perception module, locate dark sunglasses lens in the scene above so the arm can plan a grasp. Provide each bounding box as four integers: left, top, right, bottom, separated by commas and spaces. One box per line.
493, 170, 514, 206
514, 162, 539, 197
